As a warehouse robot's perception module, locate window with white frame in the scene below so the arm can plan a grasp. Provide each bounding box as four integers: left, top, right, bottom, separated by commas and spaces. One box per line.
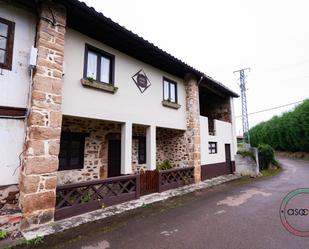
84, 44, 114, 84
209, 142, 217, 154
163, 77, 178, 103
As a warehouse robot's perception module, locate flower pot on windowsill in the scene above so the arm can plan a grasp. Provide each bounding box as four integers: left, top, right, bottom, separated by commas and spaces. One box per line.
81, 78, 118, 93
161, 100, 181, 109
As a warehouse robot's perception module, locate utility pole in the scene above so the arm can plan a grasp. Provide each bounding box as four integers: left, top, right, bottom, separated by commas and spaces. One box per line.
234, 67, 251, 145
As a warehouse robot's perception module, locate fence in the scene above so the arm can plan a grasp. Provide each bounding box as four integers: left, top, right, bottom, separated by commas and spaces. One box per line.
55, 174, 140, 220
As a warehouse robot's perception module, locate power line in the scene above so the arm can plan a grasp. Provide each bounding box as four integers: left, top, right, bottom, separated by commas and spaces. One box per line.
235, 100, 304, 118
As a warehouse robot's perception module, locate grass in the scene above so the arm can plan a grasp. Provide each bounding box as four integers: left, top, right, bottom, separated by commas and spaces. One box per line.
20, 236, 44, 247
260, 167, 281, 177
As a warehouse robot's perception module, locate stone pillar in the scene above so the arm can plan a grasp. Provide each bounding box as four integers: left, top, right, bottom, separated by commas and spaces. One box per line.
121, 122, 132, 174
146, 125, 156, 170
184, 74, 201, 182
19, 3, 66, 230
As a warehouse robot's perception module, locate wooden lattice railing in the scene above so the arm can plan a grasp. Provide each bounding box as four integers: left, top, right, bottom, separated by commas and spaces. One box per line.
158, 166, 194, 192
55, 175, 140, 220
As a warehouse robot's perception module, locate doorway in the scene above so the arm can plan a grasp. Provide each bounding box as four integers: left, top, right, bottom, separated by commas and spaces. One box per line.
108, 139, 121, 177
225, 144, 232, 174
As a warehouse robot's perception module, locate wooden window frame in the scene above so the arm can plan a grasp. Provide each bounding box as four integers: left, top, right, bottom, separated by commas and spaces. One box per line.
0, 17, 15, 70
138, 136, 146, 164
209, 142, 217, 154
83, 43, 115, 85
162, 77, 178, 104
58, 132, 88, 171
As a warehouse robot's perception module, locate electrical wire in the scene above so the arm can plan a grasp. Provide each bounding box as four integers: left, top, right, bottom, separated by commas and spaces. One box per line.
235, 100, 305, 118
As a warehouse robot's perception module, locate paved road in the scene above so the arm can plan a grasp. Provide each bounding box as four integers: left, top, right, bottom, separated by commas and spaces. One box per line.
30, 158, 309, 249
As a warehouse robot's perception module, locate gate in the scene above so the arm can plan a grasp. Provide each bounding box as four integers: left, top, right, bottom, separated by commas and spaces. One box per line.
140, 170, 159, 195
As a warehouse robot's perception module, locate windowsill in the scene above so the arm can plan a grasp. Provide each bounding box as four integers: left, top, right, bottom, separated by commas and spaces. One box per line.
81, 78, 118, 93
161, 100, 181, 109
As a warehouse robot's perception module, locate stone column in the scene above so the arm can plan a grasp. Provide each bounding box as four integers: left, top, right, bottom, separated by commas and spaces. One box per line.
19, 3, 66, 230
184, 74, 201, 182
121, 122, 132, 174
146, 125, 156, 170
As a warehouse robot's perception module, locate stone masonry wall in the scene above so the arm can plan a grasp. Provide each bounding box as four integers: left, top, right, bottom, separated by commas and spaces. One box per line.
0, 185, 22, 235
132, 125, 147, 173
58, 117, 122, 184
184, 75, 201, 182
19, 3, 66, 230
58, 118, 146, 184
156, 128, 189, 168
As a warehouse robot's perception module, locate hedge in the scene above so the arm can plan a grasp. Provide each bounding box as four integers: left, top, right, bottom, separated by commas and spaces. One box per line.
249, 99, 309, 152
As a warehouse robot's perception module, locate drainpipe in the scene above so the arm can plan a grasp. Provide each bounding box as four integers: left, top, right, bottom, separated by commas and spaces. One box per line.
197, 75, 204, 86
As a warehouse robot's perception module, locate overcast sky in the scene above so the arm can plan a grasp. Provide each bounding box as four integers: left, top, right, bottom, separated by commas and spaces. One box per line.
83, 0, 309, 135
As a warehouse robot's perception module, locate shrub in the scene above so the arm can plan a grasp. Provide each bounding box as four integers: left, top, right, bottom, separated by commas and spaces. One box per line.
0, 230, 8, 240
156, 159, 173, 171
258, 144, 275, 170
237, 150, 256, 162
250, 99, 309, 152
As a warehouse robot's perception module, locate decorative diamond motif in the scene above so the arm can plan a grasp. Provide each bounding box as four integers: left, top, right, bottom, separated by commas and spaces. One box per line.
132, 69, 151, 93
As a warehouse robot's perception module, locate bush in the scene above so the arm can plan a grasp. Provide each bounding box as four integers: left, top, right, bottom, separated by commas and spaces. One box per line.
156, 159, 173, 171
0, 230, 8, 240
258, 144, 275, 170
250, 99, 309, 152
237, 150, 256, 162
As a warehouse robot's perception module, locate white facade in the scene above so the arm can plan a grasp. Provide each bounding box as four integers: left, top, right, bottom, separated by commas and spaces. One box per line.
0, 4, 36, 185
0, 4, 36, 108
62, 29, 187, 130
0, 119, 25, 185
200, 116, 236, 165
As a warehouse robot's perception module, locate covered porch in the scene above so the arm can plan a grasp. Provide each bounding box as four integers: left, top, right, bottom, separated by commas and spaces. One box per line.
55, 116, 194, 220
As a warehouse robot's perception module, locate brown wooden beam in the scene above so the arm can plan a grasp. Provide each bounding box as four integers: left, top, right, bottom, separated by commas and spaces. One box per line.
0, 106, 27, 117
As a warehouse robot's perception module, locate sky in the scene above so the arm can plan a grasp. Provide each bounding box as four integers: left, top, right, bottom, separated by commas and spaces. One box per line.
83, 0, 309, 135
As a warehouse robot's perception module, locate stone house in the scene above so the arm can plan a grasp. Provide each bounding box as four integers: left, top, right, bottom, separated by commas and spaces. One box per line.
0, 0, 238, 234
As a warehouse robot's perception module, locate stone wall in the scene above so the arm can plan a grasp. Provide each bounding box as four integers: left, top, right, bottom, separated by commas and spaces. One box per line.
58, 117, 122, 184
184, 75, 201, 182
235, 148, 259, 177
58, 118, 149, 184
132, 125, 147, 173
0, 185, 22, 234
19, 2, 66, 230
156, 128, 188, 168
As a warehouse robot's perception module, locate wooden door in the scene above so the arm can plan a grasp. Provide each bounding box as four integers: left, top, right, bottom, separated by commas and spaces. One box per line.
225, 144, 232, 174
108, 139, 121, 177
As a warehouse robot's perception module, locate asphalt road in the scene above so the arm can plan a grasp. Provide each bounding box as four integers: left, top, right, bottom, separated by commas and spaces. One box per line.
22, 158, 309, 249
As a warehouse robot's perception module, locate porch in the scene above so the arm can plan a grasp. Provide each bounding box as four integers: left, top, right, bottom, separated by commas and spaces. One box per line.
55, 116, 194, 220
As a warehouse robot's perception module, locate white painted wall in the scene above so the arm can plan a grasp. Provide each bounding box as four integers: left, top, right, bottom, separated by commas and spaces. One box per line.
0, 4, 36, 108
230, 97, 237, 159
62, 29, 187, 130
200, 116, 235, 165
0, 119, 25, 185
0, 5, 36, 185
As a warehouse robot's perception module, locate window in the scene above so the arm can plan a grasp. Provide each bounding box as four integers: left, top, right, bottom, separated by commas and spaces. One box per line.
163, 77, 178, 103
209, 142, 217, 154
138, 137, 146, 164
0, 17, 15, 70
84, 44, 114, 84
58, 132, 87, 171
